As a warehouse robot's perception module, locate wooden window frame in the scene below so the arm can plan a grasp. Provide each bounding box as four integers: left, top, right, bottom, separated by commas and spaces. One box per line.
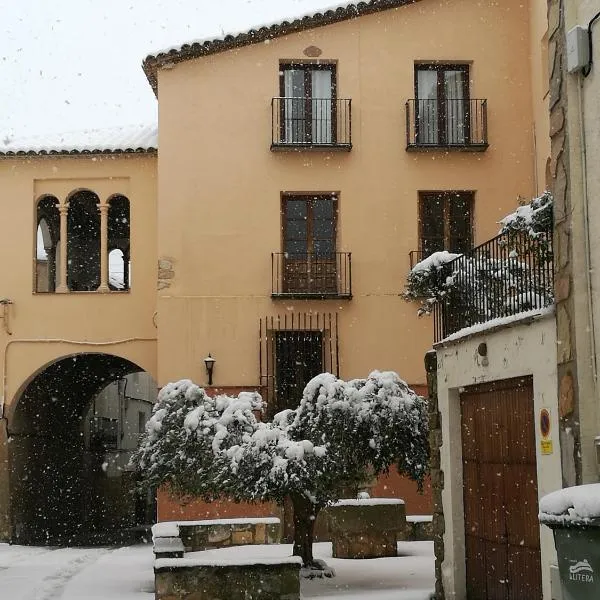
414, 63, 470, 145
418, 191, 474, 256
279, 63, 338, 144
281, 193, 338, 254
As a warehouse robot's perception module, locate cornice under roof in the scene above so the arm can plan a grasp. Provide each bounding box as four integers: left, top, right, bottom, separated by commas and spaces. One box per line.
142, 0, 419, 95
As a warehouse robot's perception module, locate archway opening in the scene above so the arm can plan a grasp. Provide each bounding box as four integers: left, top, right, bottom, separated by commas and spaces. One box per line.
9, 353, 157, 545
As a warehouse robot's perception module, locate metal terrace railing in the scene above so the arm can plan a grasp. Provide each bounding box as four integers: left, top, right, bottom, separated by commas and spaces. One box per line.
271, 252, 352, 299
406, 98, 488, 151
271, 97, 352, 150
432, 231, 553, 342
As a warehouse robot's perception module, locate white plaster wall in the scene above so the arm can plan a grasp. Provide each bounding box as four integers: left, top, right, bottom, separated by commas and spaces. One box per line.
436, 314, 560, 600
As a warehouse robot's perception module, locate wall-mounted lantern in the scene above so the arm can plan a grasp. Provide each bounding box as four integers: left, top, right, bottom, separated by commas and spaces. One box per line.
204, 354, 216, 386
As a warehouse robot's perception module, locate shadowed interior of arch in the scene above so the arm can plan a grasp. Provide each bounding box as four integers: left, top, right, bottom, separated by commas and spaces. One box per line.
8, 352, 156, 545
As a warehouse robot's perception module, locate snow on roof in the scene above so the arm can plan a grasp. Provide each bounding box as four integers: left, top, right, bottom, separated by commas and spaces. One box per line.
539, 484, 600, 526
0, 123, 158, 157
142, 0, 420, 93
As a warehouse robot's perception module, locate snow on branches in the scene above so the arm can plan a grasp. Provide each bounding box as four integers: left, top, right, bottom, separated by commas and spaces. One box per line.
131, 371, 429, 566
133, 371, 428, 506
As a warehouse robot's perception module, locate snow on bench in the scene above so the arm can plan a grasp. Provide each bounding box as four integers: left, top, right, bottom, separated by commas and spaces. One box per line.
152, 517, 281, 554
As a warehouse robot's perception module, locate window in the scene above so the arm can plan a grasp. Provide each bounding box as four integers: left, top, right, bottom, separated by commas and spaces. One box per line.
280, 63, 336, 144
35, 195, 60, 293
419, 191, 473, 257
415, 64, 469, 145
282, 194, 338, 294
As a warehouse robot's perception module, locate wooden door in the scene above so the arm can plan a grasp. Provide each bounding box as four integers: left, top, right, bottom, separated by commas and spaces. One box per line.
461, 377, 542, 600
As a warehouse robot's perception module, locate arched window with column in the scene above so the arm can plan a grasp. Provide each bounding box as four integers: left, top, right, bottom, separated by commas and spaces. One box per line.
35, 195, 60, 293
108, 195, 130, 291
67, 190, 101, 291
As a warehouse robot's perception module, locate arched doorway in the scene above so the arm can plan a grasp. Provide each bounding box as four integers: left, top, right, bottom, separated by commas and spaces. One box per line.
9, 353, 157, 545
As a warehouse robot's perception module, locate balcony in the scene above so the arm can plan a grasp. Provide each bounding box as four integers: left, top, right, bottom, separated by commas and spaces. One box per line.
405, 99, 488, 152
432, 231, 553, 342
271, 252, 352, 299
271, 98, 352, 151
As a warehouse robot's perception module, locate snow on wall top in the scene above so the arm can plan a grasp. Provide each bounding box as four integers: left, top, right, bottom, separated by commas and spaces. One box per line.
142, 0, 420, 93
539, 484, 600, 526
0, 123, 158, 157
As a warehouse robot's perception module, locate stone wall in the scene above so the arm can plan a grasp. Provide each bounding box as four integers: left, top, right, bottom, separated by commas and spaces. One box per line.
425, 350, 444, 600
548, 0, 581, 487
177, 519, 281, 552
155, 561, 300, 600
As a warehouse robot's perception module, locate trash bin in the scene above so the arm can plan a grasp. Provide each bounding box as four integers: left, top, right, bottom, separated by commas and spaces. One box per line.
539, 484, 600, 600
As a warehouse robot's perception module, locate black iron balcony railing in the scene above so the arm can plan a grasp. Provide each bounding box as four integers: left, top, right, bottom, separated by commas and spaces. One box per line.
432, 231, 553, 342
406, 99, 488, 151
271, 98, 352, 150
271, 252, 352, 299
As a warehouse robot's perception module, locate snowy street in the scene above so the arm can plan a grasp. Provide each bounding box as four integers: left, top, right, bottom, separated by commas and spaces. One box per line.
0, 541, 434, 600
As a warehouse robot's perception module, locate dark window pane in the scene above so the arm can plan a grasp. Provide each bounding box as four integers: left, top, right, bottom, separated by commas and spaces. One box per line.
285, 199, 307, 219
312, 218, 335, 239
285, 219, 308, 240
313, 239, 335, 255
312, 198, 335, 219
449, 194, 473, 253
420, 194, 445, 256
285, 239, 308, 255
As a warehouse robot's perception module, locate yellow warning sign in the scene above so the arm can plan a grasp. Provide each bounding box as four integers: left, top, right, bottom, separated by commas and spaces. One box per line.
541, 439, 553, 455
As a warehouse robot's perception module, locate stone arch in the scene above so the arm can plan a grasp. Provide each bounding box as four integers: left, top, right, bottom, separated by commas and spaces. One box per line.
35, 195, 60, 292
8, 352, 157, 545
66, 189, 101, 291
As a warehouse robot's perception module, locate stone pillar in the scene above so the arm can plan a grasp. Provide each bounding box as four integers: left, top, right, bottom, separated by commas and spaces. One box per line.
97, 202, 109, 293
548, 0, 580, 486
46, 246, 56, 292
425, 350, 445, 600
55, 202, 69, 293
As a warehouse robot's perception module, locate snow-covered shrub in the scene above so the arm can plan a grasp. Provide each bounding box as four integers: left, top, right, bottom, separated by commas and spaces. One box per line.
402, 251, 461, 315
131, 371, 428, 568
498, 191, 553, 239
403, 193, 554, 323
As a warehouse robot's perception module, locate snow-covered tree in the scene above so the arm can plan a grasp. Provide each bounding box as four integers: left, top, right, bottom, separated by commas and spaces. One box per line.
131, 371, 429, 568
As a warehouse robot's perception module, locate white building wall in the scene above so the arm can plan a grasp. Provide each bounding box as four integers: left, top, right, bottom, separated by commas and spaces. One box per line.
436, 313, 560, 600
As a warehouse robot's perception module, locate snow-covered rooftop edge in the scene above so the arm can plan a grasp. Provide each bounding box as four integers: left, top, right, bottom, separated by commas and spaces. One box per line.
142, 0, 419, 92
146, 0, 413, 59
436, 305, 555, 346
0, 123, 158, 156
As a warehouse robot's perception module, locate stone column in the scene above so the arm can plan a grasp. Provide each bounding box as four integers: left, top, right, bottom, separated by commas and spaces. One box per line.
97, 202, 109, 293
55, 202, 69, 293
46, 246, 56, 292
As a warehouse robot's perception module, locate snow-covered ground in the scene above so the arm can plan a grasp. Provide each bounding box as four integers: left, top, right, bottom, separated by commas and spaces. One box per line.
0, 541, 434, 599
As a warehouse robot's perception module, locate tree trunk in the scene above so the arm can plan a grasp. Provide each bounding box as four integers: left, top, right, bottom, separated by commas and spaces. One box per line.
291, 494, 320, 567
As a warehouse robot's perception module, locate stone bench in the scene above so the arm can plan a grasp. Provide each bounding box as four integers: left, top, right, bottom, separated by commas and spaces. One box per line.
163, 517, 281, 552
327, 498, 406, 559
155, 554, 301, 600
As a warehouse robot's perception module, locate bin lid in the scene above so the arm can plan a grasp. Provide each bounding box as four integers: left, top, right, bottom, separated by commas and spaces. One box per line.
539, 484, 600, 527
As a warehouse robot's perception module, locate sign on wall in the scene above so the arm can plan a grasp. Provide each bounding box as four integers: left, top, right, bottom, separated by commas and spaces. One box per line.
540, 407, 553, 455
